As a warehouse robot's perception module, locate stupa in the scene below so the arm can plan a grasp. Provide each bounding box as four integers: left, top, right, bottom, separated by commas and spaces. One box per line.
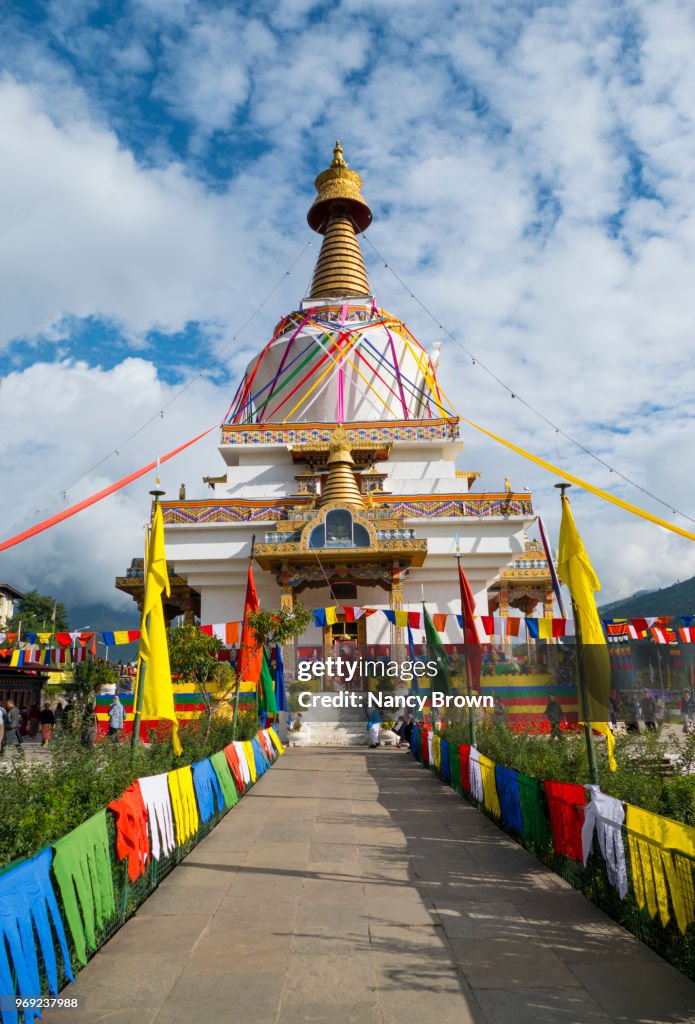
118, 144, 541, 691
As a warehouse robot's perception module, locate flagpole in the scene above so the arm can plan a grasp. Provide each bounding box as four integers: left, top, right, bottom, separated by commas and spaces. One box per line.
132, 484, 165, 750
233, 533, 255, 741
555, 484, 599, 785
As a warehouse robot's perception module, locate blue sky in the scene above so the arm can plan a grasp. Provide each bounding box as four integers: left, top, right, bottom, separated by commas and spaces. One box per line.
2, 0, 695, 614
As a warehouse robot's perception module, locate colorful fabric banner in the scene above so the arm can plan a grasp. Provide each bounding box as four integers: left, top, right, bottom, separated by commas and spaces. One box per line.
135, 504, 182, 756
544, 781, 586, 862
168, 766, 200, 844
191, 758, 226, 824
0, 849, 74, 1024
581, 786, 628, 899
107, 780, 150, 882
51, 811, 116, 966
138, 773, 176, 860
209, 749, 239, 809
495, 765, 523, 834
479, 753, 501, 818
626, 805, 695, 934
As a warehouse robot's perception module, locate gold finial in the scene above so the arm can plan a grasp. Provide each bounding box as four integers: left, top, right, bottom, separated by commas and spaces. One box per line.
331, 140, 347, 168
307, 143, 372, 235
307, 144, 372, 298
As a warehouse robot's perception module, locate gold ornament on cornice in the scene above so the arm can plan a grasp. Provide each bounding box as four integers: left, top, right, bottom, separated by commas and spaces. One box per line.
307, 141, 372, 299
320, 427, 364, 507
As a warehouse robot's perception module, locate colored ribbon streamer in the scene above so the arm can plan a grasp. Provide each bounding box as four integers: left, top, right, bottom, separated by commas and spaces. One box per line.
463, 417, 695, 543
0, 424, 218, 552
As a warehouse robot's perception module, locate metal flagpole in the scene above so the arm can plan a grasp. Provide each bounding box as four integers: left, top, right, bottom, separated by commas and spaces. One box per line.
555, 483, 598, 785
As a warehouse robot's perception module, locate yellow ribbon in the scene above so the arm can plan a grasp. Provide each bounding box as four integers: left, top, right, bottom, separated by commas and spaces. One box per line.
463, 418, 695, 543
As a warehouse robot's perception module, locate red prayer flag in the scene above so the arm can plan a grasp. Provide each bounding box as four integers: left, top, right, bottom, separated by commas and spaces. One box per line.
342, 607, 356, 622
237, 563, 263, 686
458, 562, 482, 693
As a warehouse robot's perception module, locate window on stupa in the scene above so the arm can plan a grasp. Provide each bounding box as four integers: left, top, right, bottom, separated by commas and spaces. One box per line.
309, 509, 371, 549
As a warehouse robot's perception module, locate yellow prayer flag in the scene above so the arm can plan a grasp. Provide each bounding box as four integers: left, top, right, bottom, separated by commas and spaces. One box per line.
557, 495, 614, 769
537, 617, 553, 640
135, 504, 182, 756
325, 606, 338, 626
113, 631, 130, 645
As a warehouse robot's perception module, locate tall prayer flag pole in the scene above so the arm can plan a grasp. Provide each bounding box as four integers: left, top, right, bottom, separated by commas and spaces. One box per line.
555, 484, 615, 779
132, 483, 182, 755
233, 535, 258, 739
456, 533, 481, 746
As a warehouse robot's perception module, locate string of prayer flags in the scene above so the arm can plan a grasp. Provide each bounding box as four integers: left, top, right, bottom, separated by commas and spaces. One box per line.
200, 622, 240, 644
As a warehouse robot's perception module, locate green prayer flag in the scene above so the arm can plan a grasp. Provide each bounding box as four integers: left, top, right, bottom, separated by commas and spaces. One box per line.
51, 811, 115, 966
517, 771, 550, 852
258, 648, 278, 716
424, 607, 450, 696
209, 749, 239, 809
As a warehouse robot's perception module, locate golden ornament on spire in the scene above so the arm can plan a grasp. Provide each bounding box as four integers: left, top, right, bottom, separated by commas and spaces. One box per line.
307, 141, 372, 234
307, 142, 372, 299
320, 427, 364, 507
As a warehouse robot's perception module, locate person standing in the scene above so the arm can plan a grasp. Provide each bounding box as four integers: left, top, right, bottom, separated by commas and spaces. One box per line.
544, 693, 565, 739
493, 699, 508, 726
81, 702, 98, 747
0, 702, 5, 753
681, 690, 695, 734
4, 700, 22, 748
39, 703, 55, 747
107, 695, 126, 742
641, 690, 657, 732
624, 693, 641, 733
366, 706, 381, 748
28, 702, 41, 739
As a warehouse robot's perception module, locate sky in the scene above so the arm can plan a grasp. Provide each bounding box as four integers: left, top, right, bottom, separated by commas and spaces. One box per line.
2, 0, 695, 623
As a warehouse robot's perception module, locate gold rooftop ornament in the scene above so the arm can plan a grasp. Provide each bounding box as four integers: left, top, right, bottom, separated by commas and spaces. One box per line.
307, 142, 372, 299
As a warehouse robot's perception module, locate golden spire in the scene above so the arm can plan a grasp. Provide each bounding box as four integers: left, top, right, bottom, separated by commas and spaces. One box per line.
320, 427, 365, 507
307, 142, 372, 299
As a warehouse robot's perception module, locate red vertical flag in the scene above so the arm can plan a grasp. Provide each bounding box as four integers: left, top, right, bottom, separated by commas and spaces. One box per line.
458, 561, 482, 693
237, 563, 263, 688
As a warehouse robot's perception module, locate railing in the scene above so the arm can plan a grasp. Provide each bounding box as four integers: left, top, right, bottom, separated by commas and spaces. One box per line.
411, 726, 695, 982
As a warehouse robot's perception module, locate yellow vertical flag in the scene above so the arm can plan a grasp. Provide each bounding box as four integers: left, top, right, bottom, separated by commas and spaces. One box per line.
135, 503, 182, 756
557, 495, 616, 771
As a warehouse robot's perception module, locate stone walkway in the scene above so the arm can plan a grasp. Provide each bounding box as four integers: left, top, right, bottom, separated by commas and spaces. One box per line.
45, 748, 695, 1024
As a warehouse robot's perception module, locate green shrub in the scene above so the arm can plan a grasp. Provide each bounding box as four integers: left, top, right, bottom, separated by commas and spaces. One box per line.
440, 721, 695, 826
0, 711, 262, 868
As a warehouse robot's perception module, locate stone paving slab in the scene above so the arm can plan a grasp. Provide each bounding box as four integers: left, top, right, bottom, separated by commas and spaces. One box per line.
42, 747, 695, 1024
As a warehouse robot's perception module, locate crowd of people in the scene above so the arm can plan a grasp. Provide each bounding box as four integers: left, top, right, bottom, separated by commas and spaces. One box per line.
0, 694, 127, 754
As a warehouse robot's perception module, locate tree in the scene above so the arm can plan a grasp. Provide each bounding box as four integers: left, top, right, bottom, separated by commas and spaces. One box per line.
7, 590, 69, 632
167, 624, 238, 736
245, 603, 312, 648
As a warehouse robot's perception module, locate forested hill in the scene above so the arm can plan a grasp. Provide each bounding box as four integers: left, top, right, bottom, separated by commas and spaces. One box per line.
599, 576, 695, 619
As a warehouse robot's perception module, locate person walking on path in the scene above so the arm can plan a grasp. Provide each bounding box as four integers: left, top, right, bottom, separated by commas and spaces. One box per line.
107, 695, 125, 742
681, 690, 695, 734
4, 700, 23, 749
641, 690, 657, 732
39, 703, 55, 747
81, 703, 98, 747
544, 693, 565, 739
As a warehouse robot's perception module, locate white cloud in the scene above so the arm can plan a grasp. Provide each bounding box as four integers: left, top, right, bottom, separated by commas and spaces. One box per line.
2, 0, 695, 613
